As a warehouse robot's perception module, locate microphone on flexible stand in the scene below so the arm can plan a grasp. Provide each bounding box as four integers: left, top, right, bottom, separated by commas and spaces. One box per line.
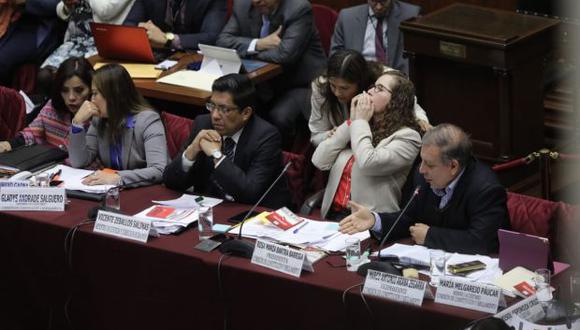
357, 187, 421, 276
87, 177, 152, 220
219, 161, 292, 258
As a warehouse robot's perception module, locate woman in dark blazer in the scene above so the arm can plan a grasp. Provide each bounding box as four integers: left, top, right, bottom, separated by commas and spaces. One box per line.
68, 63, 168, 187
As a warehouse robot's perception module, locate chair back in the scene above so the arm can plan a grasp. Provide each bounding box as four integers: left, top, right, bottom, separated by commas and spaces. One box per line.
160, 112, 194, 159
312, 4, 338, 56
282, 151, 306, 209
0, 86, 26, 140
506, 192, 559, 241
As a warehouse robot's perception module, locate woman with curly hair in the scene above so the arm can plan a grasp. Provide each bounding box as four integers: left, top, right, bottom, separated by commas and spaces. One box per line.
312, 71, 422, 220
309, 49, 429, 147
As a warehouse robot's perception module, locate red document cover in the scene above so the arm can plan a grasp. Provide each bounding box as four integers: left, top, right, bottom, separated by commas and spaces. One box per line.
265, 207, 303, 230
146, 206, 175, 219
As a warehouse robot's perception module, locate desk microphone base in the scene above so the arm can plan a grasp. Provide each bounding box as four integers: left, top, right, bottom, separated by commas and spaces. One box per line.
219, 238, 255, 259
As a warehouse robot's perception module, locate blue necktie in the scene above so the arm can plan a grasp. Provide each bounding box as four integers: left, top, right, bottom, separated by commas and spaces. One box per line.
260, 15, 270, 38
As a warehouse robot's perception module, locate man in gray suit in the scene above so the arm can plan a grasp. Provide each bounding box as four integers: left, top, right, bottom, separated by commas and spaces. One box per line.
216, 0, 326, 144
330, 0, 420, 75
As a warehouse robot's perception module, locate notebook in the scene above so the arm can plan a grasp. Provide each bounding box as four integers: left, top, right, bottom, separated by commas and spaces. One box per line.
498, 229, 551, 273
91, 22, 158, 63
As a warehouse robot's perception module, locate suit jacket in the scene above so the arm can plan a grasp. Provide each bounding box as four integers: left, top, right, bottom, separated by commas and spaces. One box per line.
123, 0, 227, 50
312, 120, 420, 219
216, 0, 326, 87
379, 158, 511, 254
163, 114, 291, 209
330, 1, 420, 74
69, 110, 169, 187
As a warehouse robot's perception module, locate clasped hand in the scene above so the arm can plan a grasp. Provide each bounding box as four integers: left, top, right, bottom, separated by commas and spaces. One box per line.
350, 92, 374, 121
138, 20, 166, 48
256, 26, 282, 51
185, 130, 222, 161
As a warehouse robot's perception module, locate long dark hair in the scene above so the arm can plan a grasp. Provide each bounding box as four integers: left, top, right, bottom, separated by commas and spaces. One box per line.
51, 57, 94, 115
314, 49, 383, 126
370, 71, 421, 146
92, 64, 150, 142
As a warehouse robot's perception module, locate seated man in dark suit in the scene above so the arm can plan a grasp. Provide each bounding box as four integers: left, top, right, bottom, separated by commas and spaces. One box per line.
339, 123, 510, 254
216, 0, 326, 144
330, 0, 420, 75
123, 0, 227, 50
163, 73, 291, 209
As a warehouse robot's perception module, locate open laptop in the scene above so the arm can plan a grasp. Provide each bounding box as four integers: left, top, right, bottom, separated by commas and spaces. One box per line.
90, 22, 163, 63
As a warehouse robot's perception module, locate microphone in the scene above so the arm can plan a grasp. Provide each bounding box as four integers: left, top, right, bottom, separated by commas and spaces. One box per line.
87, 176, 153, 220
219, 161, 292, 258
357, 186, 421, 276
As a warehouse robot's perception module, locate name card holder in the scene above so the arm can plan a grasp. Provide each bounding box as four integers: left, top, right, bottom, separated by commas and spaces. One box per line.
435, 277, 502, 313
0, 187, 65, 211
362, 269, 429, 307
495, 295, 544, 327
251, 239, 309, 278
93, 210, 151, 243
0, 180, 29, 188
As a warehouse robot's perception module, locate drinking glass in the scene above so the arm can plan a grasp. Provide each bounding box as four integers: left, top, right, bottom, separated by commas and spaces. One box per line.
105, 187, 121, 210
197, 206, 213, 240
534, 268, 552, 302
345, 237, 361, 272
430, 250, 446, 286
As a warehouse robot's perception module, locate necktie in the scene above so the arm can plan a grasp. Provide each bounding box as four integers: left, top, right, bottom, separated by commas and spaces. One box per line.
375, 18, 387, 64
260, 15, 270, 38
223, 137, 235, 161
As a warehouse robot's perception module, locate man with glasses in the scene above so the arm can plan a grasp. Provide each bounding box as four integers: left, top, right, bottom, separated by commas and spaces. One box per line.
338, 124, 510, 254
330, 0, 420, 74
163, 73, 291, 209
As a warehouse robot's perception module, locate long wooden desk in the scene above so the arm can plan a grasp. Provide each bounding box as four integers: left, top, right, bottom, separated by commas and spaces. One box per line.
0, 185, 484, 330
91, 54, 283, 106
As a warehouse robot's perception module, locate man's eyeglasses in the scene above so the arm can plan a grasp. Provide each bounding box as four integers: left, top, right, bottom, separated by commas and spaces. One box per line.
206, 102, 238, 114
367, 84, 392, 94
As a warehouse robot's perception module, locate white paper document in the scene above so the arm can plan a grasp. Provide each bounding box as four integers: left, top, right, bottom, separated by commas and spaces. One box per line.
40, 164, 115, 193
133, 205, 199, 235
376, 243, 502, 284
152, 194, 222, 208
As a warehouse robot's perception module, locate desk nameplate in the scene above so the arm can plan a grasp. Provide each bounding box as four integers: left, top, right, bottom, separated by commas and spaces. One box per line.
363, 270, 429, 307
435, 277, 501, 313
94, 210, 151, 243
0, 187, 65, 211
251, 239, 306, 278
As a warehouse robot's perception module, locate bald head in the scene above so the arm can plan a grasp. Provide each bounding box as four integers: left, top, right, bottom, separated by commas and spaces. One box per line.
422, 123, 472, 169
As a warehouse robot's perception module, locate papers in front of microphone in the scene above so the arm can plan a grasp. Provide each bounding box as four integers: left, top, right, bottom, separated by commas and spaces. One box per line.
152, 194, 223, 208
133, 205, 199, 235
228, 213, 370, 252
40, 164, 116, 193
375, 243, 502, 285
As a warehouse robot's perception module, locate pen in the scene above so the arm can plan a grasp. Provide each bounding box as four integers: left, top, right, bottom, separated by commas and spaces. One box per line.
292, 222, 308, 234
50, 169, 61, 181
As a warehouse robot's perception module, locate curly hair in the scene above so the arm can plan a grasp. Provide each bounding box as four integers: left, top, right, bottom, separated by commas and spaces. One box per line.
370, 71, 422, 146
314, 49, 383, 126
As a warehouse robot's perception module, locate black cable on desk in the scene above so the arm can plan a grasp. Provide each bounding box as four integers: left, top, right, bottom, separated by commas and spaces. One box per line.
217, 252, 232, 330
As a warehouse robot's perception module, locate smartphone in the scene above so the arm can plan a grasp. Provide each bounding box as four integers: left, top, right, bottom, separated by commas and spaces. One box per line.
228, 210, 260, 224
447, 260, 486, 274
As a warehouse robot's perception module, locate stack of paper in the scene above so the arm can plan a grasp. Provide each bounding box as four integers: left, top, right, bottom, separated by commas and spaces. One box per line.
41, 164, 115, 193
133, 194, 224, 234
228, 213, 370, 252
376, 243, 502, 284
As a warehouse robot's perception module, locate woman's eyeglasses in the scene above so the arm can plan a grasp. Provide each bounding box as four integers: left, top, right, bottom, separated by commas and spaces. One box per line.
367, 84, 392, 94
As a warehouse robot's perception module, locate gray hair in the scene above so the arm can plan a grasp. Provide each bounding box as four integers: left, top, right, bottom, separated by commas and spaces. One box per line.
422, 123, 472, 168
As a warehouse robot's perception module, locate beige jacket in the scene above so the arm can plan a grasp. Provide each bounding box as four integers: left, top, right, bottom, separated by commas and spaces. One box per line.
312, 119, 421, 219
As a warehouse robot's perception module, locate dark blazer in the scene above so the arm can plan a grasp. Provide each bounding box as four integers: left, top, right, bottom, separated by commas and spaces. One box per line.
216, 0, 326, 87
123, 0, 227, 50
378, 158, 510, 254
330, 1, 420, 74
163, 114, 291, 209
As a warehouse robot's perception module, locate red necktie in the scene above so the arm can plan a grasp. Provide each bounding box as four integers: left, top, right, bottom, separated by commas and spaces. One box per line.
375, 18, 387, 64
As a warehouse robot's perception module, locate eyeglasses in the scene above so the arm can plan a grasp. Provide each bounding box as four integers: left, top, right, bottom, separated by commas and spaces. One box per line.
367, 84, 392, 94
205, 102, 238, 114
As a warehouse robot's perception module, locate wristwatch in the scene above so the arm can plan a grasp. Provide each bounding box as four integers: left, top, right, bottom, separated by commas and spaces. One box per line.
211, 149, 223, 161
164, 32, 175, 48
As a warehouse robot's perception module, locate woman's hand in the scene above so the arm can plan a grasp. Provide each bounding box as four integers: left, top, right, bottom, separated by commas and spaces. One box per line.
72, 100, 99, 125
350, 92, 374, 121
0, 141, 12, 153
82, 171, 121, 186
